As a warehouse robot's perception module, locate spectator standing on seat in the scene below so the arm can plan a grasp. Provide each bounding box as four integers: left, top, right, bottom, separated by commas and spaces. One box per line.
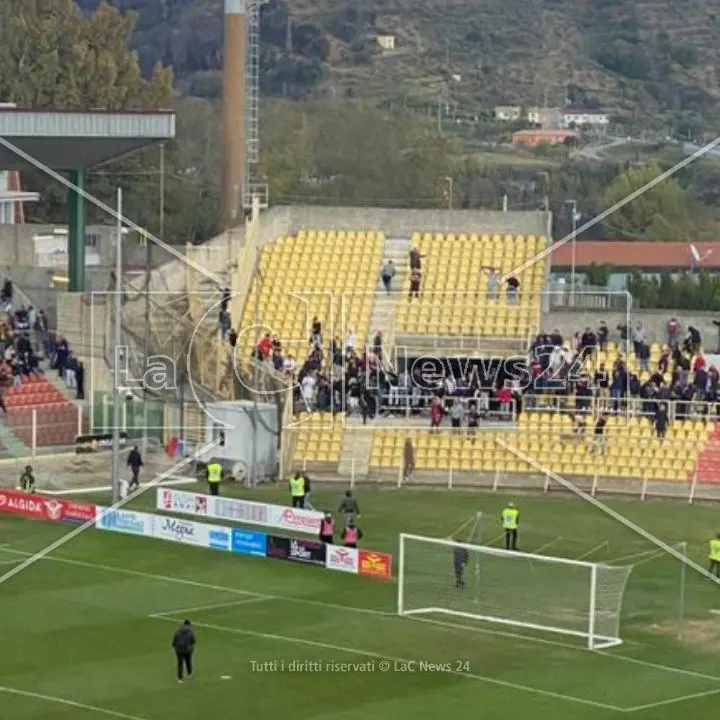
597, 321, 609, 352
380, 259, 396, 293
409, 268, 422, 300
345, 329, 356, 353
311, 317, 322, 347
668, 317, 681, 348
172, 619, 196, 683
206, 459, 223, 496
409, 247, 424, 271
632, 323, 646, 357
449, 399, 463, 433
127, 445, 144, 491
430, 397, 444, 432
338, 489, 359, 528
506, 276, 520, 305
654, 403, 668, 439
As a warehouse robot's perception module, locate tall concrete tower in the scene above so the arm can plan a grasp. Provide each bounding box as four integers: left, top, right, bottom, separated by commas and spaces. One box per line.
221, 0, 246, 227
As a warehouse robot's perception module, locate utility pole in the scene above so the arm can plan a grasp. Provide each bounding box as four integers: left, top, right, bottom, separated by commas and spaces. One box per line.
566, 199, 578, 307
111, 187, 123, 505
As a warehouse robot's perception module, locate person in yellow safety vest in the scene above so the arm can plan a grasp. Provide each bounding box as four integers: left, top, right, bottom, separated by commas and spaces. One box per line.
206, 460, 223, 497
289, 472, 305, 508
709, 533, 720, 578
501, 501, 519, 551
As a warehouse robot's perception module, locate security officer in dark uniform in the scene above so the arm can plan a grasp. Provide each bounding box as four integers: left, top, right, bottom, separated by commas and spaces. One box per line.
172, 619, 196, 683
453, 545, 469, 589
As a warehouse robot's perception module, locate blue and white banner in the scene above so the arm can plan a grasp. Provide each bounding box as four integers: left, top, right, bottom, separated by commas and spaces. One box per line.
231, 528, 267, 557
96, 506, 230, 551
154, 515, 231, 551
95, 507, 155, 537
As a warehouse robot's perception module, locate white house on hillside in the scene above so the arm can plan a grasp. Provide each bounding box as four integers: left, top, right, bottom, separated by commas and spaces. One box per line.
494, 105, 522, 121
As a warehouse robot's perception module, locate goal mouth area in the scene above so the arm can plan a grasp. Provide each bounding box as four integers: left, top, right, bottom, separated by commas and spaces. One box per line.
399, 607, 624, 651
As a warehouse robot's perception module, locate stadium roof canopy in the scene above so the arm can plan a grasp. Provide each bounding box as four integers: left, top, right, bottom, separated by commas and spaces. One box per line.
0, 107, 175, 170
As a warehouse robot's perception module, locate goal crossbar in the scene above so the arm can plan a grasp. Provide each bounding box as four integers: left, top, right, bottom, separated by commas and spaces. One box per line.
398, 533, 632, 650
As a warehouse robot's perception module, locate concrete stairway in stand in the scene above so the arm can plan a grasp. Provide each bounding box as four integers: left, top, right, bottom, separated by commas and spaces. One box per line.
337, 419, 375, 480
369, 236, 410, 354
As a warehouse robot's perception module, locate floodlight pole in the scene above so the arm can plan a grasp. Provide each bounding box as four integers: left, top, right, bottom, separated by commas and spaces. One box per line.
111, 187, 124, 505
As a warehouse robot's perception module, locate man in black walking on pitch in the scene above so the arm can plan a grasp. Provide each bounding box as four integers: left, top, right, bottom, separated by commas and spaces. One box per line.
172, 619, 196, 683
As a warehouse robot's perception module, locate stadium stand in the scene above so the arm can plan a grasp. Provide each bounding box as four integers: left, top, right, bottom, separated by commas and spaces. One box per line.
292, 411, 345, 467
395, 232, 548, 342
239, 230, 384, 365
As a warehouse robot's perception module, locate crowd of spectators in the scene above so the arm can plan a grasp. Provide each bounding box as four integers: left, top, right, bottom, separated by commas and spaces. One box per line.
0, 278, 84, 407
251, 310, 720, 437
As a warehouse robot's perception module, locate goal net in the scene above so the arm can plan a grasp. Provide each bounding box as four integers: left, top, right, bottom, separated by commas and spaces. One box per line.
398, 533, 634, 650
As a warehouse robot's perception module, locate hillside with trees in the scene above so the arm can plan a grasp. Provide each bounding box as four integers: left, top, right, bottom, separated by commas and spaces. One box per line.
75, 0, 720, 134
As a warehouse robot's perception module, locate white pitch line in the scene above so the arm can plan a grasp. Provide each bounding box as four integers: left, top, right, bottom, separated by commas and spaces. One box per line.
150, 596, 274, 619
5, 544, 715, 684
0, 440, 219, 589
624, 687, 720, 713
574, 541, 608, 561
608, 549, 666, 565
150, 614, 626, 713
533, 536, 563, 555
0, 685, 150, 720
0, 546, 394, 619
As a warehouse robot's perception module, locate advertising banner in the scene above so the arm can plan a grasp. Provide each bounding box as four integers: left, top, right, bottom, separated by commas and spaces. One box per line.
95, 507, 155, 537
287, 538, 326, 566
0, 489, 95, 525
154, 515, 231, 551
158, 488, 209, 517
156, 488, 323, 535
325, 544, 359, 574
358, 550, 393, 579
231, 528, 267, 557
266, 535, 290, 560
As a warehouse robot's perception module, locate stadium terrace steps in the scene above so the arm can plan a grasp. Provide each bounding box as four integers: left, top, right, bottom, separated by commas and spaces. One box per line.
369, 236, 410, 353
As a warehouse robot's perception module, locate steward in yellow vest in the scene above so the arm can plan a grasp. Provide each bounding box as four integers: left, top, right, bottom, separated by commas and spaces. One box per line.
501, 502, 519, 551
709, 534, 720, 577
206, 461, 223, 497
289, 473, 305, 508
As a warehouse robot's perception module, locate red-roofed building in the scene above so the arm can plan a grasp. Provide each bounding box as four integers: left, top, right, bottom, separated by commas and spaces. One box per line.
511, 129, 579, 147
550, 240, 720, 291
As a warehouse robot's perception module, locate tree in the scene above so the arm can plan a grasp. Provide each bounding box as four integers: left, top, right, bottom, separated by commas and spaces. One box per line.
601, 162, 692, 239
0, 1, 172, 110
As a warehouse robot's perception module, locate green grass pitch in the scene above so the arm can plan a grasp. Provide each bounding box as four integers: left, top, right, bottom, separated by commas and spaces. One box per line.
2, 482, 720, 720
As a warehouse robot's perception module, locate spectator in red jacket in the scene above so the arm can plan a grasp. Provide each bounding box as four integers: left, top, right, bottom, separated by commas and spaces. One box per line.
497, 385, 513, 420
429, 398, 444, 433
257, 333, 272, 360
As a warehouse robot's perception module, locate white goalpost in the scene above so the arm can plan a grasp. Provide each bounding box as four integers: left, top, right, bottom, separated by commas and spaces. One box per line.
398, 533, 634, 650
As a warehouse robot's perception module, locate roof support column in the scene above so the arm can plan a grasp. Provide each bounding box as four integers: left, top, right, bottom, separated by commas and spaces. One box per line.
67, 168, 86, 292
